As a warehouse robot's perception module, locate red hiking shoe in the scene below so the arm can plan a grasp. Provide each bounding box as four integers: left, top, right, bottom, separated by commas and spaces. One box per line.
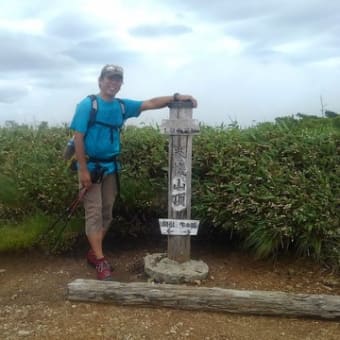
87, 250, 113, 271
95, 258, 113, 281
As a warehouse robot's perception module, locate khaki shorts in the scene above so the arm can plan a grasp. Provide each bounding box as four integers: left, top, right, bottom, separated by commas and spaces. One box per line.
82, 173, 118, 235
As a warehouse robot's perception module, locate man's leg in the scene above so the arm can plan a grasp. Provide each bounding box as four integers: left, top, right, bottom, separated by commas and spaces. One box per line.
83, 179, 113, 280
85, 173, 117, 259
83, 181, 105, 258
87, 231, 105, 259
101, 173, 118, 238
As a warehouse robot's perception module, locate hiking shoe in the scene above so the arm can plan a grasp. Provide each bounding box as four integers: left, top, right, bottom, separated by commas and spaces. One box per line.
95, 259, 113, 281
87, 250, 113, 271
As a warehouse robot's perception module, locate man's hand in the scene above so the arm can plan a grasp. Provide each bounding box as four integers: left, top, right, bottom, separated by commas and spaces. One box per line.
74, 132, 92, 189
79, 168, 92, 190
140, 94, 198, 111
176, 94, 198, 108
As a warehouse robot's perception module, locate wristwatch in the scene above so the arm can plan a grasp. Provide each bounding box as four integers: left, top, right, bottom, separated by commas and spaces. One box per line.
173, 93, 180, 101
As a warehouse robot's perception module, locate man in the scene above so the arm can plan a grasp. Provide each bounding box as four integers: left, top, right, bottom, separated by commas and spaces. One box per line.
70, 64, 197, 280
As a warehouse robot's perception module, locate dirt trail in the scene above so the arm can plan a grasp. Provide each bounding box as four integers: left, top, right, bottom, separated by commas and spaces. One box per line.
1, 239, 340, 339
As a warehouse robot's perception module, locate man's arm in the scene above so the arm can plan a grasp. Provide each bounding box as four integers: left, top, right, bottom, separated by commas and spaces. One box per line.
74, 131, 92, 189
140, 93, 197, 111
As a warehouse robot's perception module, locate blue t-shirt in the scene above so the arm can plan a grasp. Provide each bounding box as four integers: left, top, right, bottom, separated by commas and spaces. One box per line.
70, 95, 142, 174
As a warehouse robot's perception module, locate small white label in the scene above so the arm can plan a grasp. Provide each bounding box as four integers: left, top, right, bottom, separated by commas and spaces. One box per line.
159, 219, 200, 235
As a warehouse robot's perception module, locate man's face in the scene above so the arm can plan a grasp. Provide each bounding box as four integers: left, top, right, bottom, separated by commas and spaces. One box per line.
99, 74, 123, 98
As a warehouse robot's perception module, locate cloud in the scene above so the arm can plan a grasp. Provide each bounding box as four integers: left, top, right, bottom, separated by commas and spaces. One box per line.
169, 0, 278, 21
168, 0, 340, 64
170, 0, 340, 25
0, 85, 29, 103
0, 31, 74, 72
0, 0, 339, 127
62, 37, 141, 64
129, 24, 192, 37
45, 12, 107, 39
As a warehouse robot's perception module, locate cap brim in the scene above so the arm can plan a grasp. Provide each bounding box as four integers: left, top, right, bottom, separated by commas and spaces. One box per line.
104, 71, 123, 77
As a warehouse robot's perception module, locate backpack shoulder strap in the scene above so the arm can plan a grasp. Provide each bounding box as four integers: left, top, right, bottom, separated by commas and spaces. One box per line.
86, 95, 126, 130
116, 98, 126, 120
87, 94, 98, 128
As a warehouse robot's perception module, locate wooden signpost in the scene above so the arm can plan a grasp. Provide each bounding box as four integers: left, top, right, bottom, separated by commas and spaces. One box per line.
160, 100, 200, 263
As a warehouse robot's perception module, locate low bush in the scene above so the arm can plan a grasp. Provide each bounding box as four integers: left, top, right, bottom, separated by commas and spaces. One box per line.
192, 115, 340, 268
0, 115, 339, 268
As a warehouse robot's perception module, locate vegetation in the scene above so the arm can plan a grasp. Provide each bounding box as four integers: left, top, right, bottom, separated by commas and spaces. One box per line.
192, 115, 340, 269
0, 114, 339, 269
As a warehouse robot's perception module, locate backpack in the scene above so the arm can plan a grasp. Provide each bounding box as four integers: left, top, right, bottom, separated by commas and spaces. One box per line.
86, 94, 126, 134
63, 94, 126, 169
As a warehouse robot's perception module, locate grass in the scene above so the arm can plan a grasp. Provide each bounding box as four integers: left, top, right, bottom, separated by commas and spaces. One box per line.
0, 213, 84, 253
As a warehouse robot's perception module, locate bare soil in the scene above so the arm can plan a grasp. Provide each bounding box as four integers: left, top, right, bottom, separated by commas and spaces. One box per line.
1, 238, 340, 340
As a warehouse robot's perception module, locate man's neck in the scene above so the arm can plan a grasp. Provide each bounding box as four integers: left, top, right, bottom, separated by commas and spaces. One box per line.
99, 92, 115, 102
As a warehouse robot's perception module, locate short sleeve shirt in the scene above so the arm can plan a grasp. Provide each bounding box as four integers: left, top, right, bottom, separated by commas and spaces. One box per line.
70, 95, 142, 174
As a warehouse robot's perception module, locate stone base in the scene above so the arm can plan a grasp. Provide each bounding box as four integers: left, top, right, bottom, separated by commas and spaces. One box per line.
144, 253, 209, 284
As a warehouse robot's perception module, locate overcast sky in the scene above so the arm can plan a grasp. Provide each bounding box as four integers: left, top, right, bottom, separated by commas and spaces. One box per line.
0, 0, 339, 127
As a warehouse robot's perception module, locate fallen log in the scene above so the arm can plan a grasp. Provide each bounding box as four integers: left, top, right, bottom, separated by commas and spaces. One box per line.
67, 279, 340, 320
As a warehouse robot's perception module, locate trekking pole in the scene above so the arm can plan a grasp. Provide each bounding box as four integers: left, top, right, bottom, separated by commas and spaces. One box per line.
38, 187, 88, 249
39, 167, 105, 251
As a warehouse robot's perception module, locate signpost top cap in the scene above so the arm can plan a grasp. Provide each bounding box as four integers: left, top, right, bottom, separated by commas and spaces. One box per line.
168, 100, 195, 109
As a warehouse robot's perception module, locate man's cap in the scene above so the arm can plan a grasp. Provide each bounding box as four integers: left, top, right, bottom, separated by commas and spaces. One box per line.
99, 64, 123, 79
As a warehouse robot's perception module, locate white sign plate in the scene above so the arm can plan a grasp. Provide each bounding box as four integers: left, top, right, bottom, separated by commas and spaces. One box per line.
159, 219, 200, 235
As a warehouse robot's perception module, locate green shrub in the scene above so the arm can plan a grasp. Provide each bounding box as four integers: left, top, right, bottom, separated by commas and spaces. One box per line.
0, 115, 339, 269
0, 122, 78, 219
192, 116, 339, 267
